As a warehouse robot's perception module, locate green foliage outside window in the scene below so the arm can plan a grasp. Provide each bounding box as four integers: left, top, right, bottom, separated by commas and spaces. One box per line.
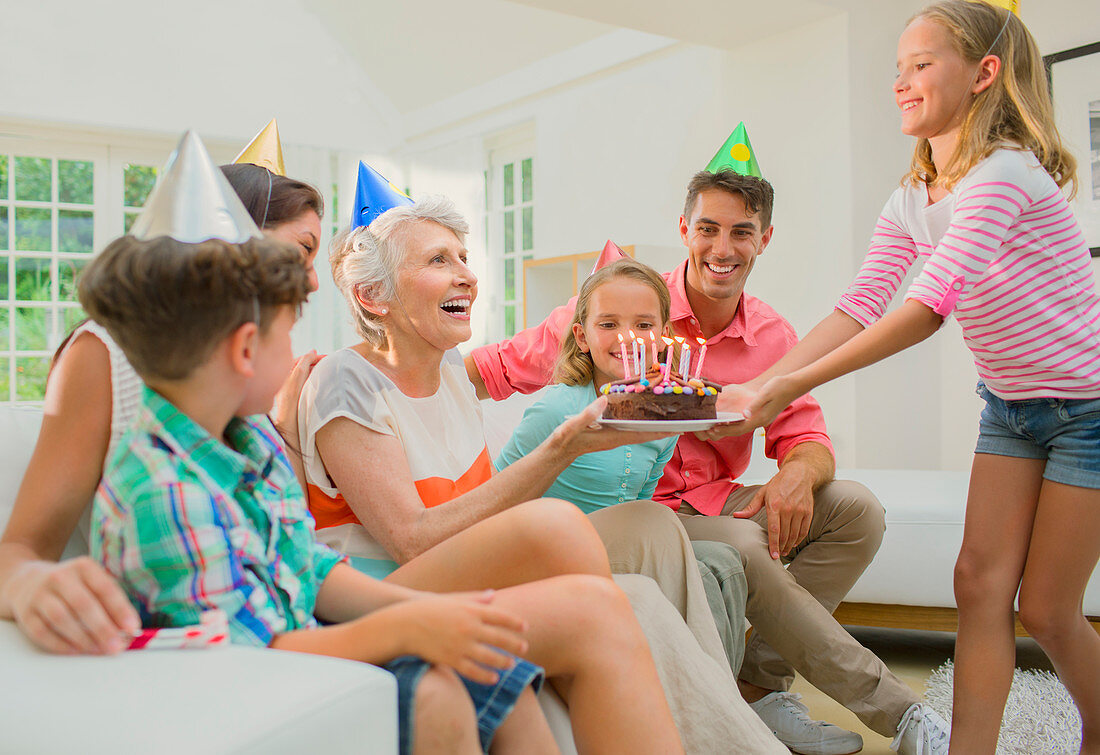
124, 164, 157, 208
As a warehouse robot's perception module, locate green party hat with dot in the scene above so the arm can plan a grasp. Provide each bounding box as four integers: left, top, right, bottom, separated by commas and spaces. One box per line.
705, 122, 762, 178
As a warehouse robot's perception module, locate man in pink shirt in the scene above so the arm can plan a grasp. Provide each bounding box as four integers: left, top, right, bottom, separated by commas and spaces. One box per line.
467, 171, 938, 755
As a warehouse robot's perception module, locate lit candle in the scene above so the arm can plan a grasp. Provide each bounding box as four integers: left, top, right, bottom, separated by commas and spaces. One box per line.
636, 337, 647, 376
693, 337, 708, 379
661, 337, 675, 383
617, 333, 631, 379
648, 331, 658, 368
628, 330, 639, 376
679, 341, 691, 380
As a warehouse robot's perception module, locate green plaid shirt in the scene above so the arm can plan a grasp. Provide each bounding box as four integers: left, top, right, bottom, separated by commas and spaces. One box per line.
92, 386, 345, 646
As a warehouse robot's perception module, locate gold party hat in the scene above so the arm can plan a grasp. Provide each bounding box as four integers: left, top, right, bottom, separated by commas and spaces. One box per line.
233, 119, 286, 176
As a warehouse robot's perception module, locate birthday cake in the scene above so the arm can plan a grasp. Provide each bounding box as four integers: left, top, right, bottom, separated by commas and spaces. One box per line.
602, 370, 720, 421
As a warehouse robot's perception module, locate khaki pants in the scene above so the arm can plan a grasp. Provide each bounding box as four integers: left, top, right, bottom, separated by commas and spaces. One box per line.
678, 480, 917, 737
587, 500, 738, 678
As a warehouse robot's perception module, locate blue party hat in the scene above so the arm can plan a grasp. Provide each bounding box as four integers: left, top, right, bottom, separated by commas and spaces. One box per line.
352, 161, 414, 229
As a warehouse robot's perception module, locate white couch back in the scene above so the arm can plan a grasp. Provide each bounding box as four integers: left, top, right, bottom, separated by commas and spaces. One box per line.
0, 405, 45, 537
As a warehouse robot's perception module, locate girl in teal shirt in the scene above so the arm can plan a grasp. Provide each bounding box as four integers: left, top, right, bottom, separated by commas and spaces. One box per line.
495, 258, 747, 678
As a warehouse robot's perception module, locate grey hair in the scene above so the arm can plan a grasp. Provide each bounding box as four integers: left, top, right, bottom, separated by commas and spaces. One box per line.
329, 195, 470, 347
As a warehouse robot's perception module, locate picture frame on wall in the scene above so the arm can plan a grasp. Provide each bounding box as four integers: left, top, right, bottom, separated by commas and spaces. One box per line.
1045, 41, 1100, 257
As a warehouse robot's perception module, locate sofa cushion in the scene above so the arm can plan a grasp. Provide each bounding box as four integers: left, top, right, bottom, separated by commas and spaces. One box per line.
0, 620, 397, 753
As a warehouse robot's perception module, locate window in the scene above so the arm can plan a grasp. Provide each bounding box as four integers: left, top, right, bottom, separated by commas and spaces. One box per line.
0, 153, 98, 400
485, 146, 534, 339
0, 133, 162, 403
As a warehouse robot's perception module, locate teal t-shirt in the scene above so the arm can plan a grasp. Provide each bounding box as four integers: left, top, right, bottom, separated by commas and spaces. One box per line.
494, 382, 678, 514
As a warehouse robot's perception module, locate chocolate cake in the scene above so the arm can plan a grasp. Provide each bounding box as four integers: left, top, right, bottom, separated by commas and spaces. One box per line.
601, 370, 720, 421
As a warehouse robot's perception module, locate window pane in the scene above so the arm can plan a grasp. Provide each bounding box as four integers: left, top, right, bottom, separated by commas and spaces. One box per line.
14, 207, 51, 251
59, 210, 93, 252
504, 305, 515, 338
59, 160, 93, 205
123, 211, 139, 234
15, 258, 50, 301
0, 257, 7, 299
15, 307, 48, 350
0, 357, 8, 402
503, 163, 514, 207
123, 164, 158, 208
14, 157, 51, 202
0, 207, 8, 251
521, 158, 533, 203
522, 207, 533, 251
59, 259, 86, 301
483, 170, 489, 208
15, 356, 49, 401
503, 210, 514, 254
504, 257, 515, 301
0, 155, 8, 199
61, 306, 86, 335
0, 309, 8, 346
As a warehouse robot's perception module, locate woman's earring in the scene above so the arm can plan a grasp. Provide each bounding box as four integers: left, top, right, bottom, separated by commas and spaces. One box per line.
380, 308, 388, 315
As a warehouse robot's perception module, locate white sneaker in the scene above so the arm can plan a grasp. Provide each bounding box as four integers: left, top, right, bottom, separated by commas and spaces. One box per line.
749, 691, 864, 755
891, 703, 949, 755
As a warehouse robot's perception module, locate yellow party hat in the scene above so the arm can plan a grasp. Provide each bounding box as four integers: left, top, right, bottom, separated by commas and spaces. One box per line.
233, 119, 286, 176
982, 0, 1020, 15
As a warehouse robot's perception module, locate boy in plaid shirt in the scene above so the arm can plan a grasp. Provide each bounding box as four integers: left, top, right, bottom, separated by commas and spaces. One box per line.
79, 233, 548, 754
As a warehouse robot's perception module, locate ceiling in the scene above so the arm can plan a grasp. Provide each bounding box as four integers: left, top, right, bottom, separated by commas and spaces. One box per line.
301, 0, 869, 115
301, 0, 617, 113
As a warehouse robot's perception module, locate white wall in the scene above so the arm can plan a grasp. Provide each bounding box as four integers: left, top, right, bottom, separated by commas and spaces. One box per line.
0, 0, 398, 152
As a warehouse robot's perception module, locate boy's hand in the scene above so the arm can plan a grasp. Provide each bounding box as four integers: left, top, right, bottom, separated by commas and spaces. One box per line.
389, 591, 529, 685
550, 397, 676, 458
5, 557, 140, 655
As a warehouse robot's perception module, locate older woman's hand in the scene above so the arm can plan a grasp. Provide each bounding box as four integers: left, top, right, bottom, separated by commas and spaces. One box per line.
272, 350, 322, 438
548, 397, 677, 460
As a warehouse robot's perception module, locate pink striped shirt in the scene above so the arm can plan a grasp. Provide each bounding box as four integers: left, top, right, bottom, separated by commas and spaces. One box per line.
837, 148, 1100, 399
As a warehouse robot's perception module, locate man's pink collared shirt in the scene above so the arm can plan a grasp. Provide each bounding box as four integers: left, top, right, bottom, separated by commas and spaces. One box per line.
471, 261, 833, 515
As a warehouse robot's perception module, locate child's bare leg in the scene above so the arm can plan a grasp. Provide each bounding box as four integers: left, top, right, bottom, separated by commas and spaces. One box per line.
950, 454, 1044, 754
489, 687, 558, 754
387, 498, 611, 592
1017, 479, 1100, 754
413, 666, 481, 755
491, 574, 683, 754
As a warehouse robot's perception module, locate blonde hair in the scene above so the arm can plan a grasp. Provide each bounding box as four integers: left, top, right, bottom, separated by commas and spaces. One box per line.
329, 195, 469, 347
904, 1, 1077, 196
554, 258, 672, 386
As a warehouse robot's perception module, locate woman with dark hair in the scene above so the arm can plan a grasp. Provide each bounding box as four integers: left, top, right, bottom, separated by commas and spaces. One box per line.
0, 156, 326, 656
221, 164, 324, 291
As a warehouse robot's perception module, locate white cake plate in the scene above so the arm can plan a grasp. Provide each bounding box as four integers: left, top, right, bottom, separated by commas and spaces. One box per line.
597, 411, 745, 432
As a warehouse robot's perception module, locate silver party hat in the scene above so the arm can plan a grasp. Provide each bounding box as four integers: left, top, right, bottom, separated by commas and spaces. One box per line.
130, 130, 263, 243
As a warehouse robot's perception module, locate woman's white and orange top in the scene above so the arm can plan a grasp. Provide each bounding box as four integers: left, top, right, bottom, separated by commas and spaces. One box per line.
298, 348, 493, 577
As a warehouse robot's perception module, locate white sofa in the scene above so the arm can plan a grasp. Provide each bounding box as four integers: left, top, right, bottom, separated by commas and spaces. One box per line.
5, 389, 1099, 753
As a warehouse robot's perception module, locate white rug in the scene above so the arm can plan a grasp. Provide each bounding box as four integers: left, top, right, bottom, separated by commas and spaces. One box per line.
923, 660, 1081, 754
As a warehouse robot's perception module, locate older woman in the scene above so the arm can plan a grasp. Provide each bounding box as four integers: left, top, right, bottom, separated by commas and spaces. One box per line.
299, 196, 785, 754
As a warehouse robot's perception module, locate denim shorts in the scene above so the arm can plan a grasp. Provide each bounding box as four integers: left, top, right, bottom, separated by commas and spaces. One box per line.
975, 381, 1100, 489
386, 654, 544, 755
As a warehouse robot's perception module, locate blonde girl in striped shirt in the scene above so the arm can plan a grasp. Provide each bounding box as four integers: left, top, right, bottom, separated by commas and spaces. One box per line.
717, 3, 1100, 753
